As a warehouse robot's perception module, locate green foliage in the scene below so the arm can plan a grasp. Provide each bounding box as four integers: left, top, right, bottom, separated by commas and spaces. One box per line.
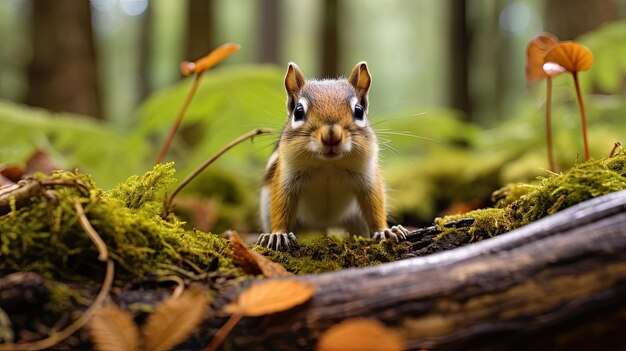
0, 101, 150, 189
579, 20, 626, 94
135, 65, 285, 168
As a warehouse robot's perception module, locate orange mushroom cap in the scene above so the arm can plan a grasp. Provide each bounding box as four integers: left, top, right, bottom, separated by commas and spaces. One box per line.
543, 42, 593, 73
526, 32, 559, 84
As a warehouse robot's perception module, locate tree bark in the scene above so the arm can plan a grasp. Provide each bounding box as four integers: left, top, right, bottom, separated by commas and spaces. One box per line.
320, 0, 340, 78
185, 0, 215, 61
448, 0, 471, 120
197, 189, 626, 350
138, 2, 153, 102
25, 0, 101, 119
545, 0, 618, 40
258, 0, 281, 64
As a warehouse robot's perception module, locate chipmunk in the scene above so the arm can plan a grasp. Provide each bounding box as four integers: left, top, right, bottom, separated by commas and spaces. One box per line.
256, 62, 409, 251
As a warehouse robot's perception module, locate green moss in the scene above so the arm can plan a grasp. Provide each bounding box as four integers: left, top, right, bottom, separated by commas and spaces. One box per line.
46, 281, 90, 313
5, 150, 626, 316
436, 150, 626, 241
254, 235, 413, 274
0, 163, 234, 282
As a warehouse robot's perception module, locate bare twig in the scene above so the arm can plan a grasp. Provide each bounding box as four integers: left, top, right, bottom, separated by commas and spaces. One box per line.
157, 264, 203, 281
74, 200, 108, 261
609, 142, 622, 158
39, 179, 90, 196
0, 178, 92, 216
204, 313, 243, 351
162, 128, 275, 217
0, 180, 41, 215
156, 275, 186, 299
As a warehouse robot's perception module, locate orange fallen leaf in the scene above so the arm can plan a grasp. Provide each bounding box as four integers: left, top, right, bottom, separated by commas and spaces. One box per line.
224, 279, 316, 316
89, 306, 140, 351
229, 230, 292, 277
526, 32, 559, 83
142, 285, 209, 351
544, 42, 593, 73
317, 318, 405, 351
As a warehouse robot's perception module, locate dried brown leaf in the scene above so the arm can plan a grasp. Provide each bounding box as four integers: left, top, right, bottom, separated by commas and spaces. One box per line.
229, 230, 292, 277
317, 318, 405, 351
25, 149, 58, 176
88, 306, 140, 351
230, 230, 262, 275
251, 251, 293, 277
0, 165, 24, 183
141, 285, 209, 351
224, 279, 315, 316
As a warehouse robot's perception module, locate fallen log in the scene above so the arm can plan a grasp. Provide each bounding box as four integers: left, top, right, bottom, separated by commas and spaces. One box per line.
200, 189, 626, 350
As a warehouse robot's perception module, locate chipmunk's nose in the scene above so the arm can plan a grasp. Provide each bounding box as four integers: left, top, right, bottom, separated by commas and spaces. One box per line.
321, 124, 343, 146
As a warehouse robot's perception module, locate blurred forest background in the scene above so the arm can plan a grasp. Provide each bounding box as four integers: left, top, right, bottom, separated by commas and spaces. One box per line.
2, 0, 626, 233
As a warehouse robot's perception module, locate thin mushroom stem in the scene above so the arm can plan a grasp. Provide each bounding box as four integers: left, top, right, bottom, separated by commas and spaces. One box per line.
572, 72, 590, 161
546, 77, 556, 172
155, 74, 204, 164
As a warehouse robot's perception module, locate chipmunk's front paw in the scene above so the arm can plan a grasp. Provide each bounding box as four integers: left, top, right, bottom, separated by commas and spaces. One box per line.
255, 232, 298, 251
372, 225, 410, 243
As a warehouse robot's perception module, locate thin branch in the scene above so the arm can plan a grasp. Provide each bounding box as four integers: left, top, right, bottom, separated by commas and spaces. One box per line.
204, 313, 243, 351
156, 275, 186, 299
74, 199, 108, 261
609, 142, 622, 158
162, 128, 275, 217
0, 180, 41, 215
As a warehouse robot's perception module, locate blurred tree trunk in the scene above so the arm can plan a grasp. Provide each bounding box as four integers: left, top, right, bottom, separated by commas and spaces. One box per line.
321, 0, 340, 78
545, 0, 618, 39
139, 3, 152, 102
186, 0, 214, 61
26, 0, 101, 119
259, 0, 281, 64
448, 0, 471, 120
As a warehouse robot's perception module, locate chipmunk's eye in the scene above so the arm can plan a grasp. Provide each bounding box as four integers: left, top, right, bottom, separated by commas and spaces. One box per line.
354, 104, 364, 121
294, 103, 305, 122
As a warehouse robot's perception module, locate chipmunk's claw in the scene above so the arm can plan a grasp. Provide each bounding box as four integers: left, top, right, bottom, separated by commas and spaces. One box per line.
372, 225, 410, 243
256, 232, 298, 251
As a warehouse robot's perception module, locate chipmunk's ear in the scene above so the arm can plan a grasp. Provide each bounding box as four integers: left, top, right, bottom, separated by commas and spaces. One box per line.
348, 61, 371, 108
284, 62, 305, 111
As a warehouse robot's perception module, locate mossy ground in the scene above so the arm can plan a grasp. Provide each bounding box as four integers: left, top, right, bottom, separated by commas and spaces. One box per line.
0, 163, 234, 283
435, 149, 626, 241
3, 150, 626, 316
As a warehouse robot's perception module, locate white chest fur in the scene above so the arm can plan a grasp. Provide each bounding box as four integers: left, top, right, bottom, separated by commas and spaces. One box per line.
295, 165, 359, 229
